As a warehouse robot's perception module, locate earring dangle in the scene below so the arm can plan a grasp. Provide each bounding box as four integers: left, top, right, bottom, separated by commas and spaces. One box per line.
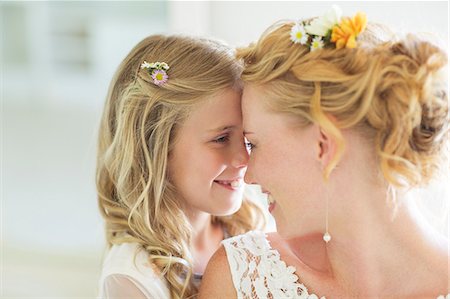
323, 169, 332, 243
323, 196, 331, 243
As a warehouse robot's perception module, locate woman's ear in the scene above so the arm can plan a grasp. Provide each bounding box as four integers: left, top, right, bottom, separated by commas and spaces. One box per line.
317, 126, 338, 172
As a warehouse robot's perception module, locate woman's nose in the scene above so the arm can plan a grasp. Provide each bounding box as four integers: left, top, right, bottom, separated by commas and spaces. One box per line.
243, 159, 257, 185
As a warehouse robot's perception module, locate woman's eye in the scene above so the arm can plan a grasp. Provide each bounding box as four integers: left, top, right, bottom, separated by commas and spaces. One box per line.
245, 141, 255, 151
214, 135, 229, 143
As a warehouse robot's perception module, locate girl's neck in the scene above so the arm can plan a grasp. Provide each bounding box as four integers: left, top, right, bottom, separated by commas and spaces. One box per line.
186, 210, 224, 275
191, 212, 222, 248
188, 211, 213, 240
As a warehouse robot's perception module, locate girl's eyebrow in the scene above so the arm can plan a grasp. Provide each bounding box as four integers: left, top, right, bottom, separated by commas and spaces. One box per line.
208, 125, 236, 132
243, 131, 254, 136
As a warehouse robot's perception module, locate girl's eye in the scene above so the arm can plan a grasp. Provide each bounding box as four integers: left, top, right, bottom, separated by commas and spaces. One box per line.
213, 135, 229, 143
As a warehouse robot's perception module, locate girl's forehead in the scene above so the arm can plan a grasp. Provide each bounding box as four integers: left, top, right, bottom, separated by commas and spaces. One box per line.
182, 89, 243, 131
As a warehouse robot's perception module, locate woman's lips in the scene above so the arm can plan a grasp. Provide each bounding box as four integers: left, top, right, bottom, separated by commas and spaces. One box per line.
267, 194, 276, 213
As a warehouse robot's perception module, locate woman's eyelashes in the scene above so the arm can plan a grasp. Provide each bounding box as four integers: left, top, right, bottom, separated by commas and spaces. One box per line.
245, 140, 255, 151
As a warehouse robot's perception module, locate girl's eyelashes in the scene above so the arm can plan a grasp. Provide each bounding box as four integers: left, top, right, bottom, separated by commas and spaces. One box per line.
213, 134, 230, 143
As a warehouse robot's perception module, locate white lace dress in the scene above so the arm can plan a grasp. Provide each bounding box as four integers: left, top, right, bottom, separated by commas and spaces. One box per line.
222, 230, 324, 299
223, 231, 450, 299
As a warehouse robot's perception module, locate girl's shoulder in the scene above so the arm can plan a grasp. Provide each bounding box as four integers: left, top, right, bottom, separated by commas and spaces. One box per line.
98, 242, 170, 299
101, 242, 162, 277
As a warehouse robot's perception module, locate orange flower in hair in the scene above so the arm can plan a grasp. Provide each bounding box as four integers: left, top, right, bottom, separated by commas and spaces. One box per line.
331, 12, 367, 49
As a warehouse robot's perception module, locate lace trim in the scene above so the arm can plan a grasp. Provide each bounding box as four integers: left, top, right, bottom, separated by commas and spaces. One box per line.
223, 230, 325, 299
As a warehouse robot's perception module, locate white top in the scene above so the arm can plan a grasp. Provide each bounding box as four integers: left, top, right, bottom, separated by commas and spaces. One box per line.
222, 230, 324, 299
223, 231, 450, 299
98, 242, 171, 299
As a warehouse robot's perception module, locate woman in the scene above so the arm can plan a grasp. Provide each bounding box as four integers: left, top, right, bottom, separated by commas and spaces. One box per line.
200, 7, 449, 298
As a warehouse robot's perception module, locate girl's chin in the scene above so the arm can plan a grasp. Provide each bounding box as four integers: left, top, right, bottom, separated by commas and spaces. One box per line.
211, 199, 243, 217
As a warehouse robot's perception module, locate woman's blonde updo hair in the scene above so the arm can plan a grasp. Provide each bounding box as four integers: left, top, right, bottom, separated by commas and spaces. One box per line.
237, 20, 448, 189
96, 35, 264, 299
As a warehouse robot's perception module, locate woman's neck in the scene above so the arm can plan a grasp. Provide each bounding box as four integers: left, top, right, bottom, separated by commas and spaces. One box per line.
286, 188, 448, 297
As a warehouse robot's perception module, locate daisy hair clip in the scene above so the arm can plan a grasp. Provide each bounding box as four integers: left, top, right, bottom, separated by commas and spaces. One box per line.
140, 61, 170, 86
290, 5, 367, 51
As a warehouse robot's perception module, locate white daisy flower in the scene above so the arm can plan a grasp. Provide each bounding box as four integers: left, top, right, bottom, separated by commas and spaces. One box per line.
290, 23, 308, 45
160, 62, 170, 70
310, 36, 324, 51
305, 5, 342, 37
141, 61, 151, 69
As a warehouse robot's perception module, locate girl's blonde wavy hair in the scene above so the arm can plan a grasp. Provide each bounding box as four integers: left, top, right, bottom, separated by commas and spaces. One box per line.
237, 21, 448, 189
96, 35, 265, 299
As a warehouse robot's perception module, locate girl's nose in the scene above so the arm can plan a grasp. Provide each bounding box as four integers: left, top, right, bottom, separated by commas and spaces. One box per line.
231, 141, 249, 169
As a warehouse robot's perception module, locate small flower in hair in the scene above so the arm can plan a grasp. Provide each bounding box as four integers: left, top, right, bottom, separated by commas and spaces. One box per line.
290, 23, 308, 45
291, 5, 367, 51
141, 61, 152, 69
151, 69, 169, 86
310, 36, 324, 51
331, 12, 367, 49
141, 60, 170, 86
159, 62, 170, 70
305, 5, 342, 37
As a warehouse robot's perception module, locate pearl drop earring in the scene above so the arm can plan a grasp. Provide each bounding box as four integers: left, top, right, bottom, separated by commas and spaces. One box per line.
323, 165, 336, 243
323, 193, 331, 243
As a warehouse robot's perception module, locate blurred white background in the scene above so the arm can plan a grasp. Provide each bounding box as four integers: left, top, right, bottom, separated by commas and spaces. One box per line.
1, 1, 448, 297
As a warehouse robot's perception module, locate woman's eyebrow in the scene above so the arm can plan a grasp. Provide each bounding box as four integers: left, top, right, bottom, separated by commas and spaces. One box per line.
243, 131, 254, 136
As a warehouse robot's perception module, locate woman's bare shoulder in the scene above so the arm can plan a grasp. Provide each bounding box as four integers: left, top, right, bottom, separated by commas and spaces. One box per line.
266, 231, 285, 247
198, 245, 236, 299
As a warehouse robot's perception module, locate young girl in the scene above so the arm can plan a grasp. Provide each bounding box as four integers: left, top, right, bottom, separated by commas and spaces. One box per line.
96, 34, 265, 299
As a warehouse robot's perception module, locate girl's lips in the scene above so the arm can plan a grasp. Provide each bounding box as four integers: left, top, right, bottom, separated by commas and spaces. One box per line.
214, 179, 242, 190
